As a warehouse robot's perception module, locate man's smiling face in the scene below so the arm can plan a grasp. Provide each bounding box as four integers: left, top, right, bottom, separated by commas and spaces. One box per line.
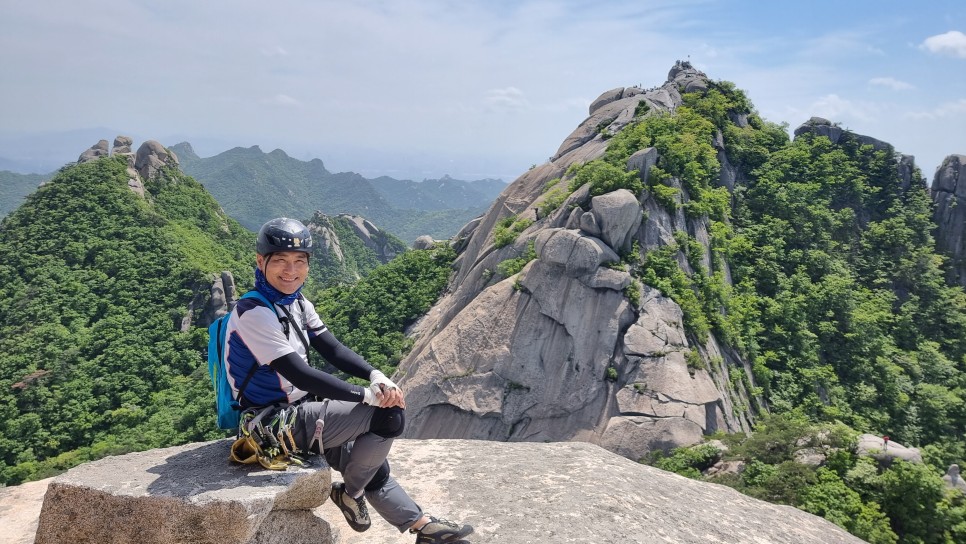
257, 251, 309, 294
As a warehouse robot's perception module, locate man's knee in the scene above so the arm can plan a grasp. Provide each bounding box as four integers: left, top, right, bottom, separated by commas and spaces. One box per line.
369, 406, 405, 438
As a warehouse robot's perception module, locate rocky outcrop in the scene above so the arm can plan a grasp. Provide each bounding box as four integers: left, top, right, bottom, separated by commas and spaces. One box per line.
306, 211, 406, 284
397, 62, 756, 462
412, 235, 436, 250
312, 213, 347, 264
794, 116, 893, 150
33, 440, 333, 544
11, 440, 867, 544
179, 271, 238, 331
112, 135, 134, 156
339, 213, 402, 261
944, 464, 966, 494
135, 140, 180, 180
76, 137, 181, 197
931, 154, 966, 286
856, 434, 923, 465
794, 117, 899, 156
77, 139, 110, 163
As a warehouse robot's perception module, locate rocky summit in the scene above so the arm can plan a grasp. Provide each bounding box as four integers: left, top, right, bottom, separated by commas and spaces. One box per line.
396, 61, 757, 461
4, 439, 865, 544
394, 60, 966, 468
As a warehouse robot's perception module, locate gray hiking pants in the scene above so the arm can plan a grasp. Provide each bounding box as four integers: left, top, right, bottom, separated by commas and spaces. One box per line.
292, 399, 423, 533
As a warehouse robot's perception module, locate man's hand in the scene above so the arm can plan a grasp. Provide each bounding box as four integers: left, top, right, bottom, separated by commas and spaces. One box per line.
364, 370, 406, 408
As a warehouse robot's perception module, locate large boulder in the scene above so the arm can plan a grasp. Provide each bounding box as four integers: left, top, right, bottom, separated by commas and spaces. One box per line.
794, 117, 843, 142
943, 464, 966, 494
34, 440, 333, 544
588, 86, 625, 115
588, 189, 643, 252
533, 228, 619, 276
112, 135, 134, 155
135, 140, 180, 180
856, 434, 923, 464
77, 139, 110, 163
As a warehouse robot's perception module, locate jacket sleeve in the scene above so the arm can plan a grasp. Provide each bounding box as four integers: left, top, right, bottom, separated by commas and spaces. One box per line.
270, 352, 367, 403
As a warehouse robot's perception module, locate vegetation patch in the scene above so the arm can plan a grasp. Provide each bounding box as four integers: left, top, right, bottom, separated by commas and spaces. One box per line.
497, 240, 537, 278
567, 160, 643, 197
493, 215, 534, 248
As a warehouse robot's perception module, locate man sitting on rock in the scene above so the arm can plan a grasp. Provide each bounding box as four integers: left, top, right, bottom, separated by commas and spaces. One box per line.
224, 217, 473, 543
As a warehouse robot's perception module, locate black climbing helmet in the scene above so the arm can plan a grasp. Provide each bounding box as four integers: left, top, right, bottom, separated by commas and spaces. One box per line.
256, 217, 313, 255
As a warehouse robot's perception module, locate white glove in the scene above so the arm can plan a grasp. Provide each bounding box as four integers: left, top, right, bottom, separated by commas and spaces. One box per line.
369, 370, 398, 391
362, 370, 400, 407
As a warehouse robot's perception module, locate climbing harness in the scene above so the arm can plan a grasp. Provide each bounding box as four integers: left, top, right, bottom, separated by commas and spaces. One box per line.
229, 404, 315, 470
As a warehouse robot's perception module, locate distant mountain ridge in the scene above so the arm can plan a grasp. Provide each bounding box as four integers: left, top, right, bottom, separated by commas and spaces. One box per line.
369, 174, 508, 211
0, 171, 46, 217
170, 142, 506, 243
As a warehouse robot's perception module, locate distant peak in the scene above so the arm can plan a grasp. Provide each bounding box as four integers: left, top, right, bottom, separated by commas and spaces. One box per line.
666, 59, 709, 91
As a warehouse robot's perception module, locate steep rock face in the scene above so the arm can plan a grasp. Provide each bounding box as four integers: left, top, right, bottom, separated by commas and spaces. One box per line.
398, 61, 756, 461
306, 211, 406, 285
340, 213, 403, 261
179, 268, 239, 332
932, 154, 966, 286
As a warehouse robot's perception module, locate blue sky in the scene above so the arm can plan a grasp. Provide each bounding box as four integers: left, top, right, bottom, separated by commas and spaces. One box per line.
1, 0, 964, 183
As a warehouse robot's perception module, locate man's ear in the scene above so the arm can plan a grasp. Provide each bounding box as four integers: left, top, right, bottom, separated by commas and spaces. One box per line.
256, 254, 266, 270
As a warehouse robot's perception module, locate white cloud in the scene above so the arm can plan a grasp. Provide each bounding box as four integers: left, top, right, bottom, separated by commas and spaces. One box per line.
260, 45, 289, 57
484, 87, 529, 112
809, 94, 883, 124
263, 94, 301, 107
920, 30, 966, 58
905, 98, 966, 120
868, 77, 914, 91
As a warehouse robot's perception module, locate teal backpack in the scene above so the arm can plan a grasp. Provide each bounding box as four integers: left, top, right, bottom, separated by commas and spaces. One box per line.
207, 290, 277, 430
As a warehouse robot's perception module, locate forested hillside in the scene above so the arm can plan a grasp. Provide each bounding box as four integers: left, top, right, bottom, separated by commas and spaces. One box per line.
0, 155, 455, 485
0, 157, 253, 484
612, 86, 966, 542
640, 89, 966, 543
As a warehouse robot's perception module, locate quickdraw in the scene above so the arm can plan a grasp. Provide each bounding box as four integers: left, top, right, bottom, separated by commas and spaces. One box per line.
229, 405, 314, 470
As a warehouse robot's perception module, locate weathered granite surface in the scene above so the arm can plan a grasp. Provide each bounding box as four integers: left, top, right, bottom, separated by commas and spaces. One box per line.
6, 439, 867, 544
33, 439, 332, 544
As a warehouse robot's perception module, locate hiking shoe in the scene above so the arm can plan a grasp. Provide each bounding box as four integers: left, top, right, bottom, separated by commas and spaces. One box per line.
329, 482, 370, 532
411, 516, 474, 543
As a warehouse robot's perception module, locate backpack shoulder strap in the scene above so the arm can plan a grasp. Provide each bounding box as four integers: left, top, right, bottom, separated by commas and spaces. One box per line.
232, 290, 283, 406
276, 300, 311, 367
240, 290, 290, 336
